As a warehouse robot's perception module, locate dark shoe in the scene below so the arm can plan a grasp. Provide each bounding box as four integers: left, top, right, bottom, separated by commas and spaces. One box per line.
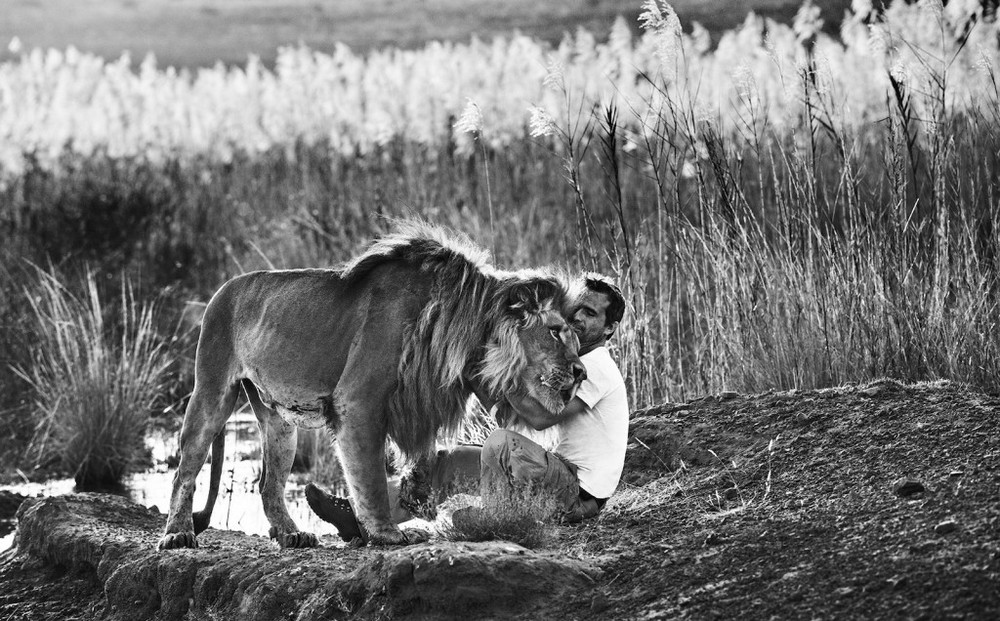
304, 483, 365, 542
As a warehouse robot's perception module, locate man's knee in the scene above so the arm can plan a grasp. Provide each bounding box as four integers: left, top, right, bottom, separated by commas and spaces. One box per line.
482, 428, 517, 455
481, 428, 535, 473
479, 429, 512, 472
483, 428, 572, 489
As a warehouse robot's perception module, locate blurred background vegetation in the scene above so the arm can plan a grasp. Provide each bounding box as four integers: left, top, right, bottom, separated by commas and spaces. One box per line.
2, 0, 999, 484
0, 0, 853, 68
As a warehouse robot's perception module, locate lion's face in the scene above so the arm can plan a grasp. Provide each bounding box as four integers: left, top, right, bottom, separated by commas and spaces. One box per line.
516, 309, 586, 414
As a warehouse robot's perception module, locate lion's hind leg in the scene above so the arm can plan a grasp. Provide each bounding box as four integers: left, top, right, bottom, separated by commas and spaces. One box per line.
248, 389, 318, 549
159, 381, 240, 550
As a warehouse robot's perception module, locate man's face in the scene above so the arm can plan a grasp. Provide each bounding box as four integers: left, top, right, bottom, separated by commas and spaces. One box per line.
570, 289, 613, 351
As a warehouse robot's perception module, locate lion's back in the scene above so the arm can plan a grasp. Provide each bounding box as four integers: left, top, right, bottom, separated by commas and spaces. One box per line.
201, 269, 346, 341
195, 265, 434, 388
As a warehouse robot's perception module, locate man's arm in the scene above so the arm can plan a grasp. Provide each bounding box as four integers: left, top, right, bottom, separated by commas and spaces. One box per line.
506, 392, 588, 431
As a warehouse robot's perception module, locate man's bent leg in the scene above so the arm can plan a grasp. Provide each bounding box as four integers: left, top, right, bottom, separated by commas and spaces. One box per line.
304, 483, 365, 541
307, 475, 423, 541
395, 445, 484, 519
481, 429, 581, 515
309, 444, 488, 535
430, 445, 482, 493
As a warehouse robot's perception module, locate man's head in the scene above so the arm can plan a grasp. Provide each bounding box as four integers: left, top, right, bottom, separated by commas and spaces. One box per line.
570, 272, 625, 355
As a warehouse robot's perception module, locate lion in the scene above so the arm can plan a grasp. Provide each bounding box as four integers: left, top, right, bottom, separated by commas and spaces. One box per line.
158, 222, 585, 549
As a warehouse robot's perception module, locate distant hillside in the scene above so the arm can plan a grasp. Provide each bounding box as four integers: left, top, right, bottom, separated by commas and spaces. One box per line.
1, 0, 852, 68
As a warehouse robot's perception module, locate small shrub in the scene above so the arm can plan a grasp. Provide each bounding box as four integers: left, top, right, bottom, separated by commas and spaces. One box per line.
440, 477, 558, 549
16, 268, 172, 487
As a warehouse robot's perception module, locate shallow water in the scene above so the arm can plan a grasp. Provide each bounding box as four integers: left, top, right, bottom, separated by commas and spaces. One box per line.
0, 416, 347, 551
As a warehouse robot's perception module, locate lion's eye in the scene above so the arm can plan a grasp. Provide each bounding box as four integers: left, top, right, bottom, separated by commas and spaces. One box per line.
549, 327, 561, 340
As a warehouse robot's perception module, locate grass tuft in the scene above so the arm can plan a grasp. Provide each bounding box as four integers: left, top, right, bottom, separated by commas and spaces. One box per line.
15, 268, 172, 487
439, 478, 558, 549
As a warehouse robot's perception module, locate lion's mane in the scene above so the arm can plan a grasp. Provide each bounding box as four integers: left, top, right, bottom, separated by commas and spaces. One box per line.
342, 221, 568, 459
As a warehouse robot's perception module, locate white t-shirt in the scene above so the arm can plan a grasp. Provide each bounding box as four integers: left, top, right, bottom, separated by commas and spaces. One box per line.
553, 346, 629, 499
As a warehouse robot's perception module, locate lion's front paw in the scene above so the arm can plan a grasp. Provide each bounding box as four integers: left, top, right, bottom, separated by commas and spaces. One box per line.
269, 527, 319, 548
158, 531, 198, 550
282, 531, 319, 548
365, 525, 408, 546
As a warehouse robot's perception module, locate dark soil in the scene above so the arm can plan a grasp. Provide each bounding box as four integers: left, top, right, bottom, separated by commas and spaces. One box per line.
2, 378, 998, 619
576, 379, 1000, 619
0, 550, 105, 620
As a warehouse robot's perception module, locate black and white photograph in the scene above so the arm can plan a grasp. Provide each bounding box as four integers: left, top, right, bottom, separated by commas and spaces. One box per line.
0, 0, 998, 618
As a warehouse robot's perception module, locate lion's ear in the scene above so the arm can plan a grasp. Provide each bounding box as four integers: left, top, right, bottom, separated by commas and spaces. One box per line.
503, 276, 565, 325
504, 282, 542, 320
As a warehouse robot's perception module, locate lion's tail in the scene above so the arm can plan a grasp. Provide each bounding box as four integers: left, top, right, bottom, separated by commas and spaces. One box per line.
192, 430, 225, 534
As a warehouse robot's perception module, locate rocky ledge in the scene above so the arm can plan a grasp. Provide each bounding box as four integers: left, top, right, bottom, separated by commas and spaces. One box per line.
4, 493, 598, 620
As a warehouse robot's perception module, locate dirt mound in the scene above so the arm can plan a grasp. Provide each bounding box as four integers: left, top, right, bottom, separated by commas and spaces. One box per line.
583, 379, 1000, 619
1, 379, 998, 619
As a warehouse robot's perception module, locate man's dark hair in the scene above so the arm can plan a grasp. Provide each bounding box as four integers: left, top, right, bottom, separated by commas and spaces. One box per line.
582, 272, 625, 329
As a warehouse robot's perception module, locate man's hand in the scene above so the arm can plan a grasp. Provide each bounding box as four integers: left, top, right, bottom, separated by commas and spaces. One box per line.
506, 391, 587, 431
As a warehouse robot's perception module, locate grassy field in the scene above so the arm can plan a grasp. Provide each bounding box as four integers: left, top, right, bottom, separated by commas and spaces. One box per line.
1, 0, 998, 480
0, 0, 851, 67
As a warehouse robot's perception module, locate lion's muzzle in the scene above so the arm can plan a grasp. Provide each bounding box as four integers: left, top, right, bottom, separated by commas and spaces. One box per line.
571, 360, 586, 384
541, 360, 586, 405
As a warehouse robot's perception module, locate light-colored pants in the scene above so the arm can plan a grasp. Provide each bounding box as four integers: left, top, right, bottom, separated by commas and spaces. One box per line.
393, 429, 584, 521
480, 429, 583, 515
393, 429, 581, 517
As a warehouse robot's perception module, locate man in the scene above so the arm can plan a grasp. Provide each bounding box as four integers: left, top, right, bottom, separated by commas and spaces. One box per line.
306, 272, 629, 538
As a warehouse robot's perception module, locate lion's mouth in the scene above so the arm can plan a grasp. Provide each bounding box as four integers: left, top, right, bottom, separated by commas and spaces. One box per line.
541, 370, 580, 406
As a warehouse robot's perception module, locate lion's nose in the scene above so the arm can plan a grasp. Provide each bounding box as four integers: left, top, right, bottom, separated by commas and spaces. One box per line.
572, 362, 586, 384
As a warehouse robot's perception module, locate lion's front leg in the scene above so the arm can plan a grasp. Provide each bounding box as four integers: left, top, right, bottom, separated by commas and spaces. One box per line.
257, 411, 318, 549
335, 408, 407, 546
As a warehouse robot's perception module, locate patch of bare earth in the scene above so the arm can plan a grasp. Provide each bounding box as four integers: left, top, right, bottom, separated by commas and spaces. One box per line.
555, 379, 1000, 619
0, 550, 104, 620
1, 380, 997, 619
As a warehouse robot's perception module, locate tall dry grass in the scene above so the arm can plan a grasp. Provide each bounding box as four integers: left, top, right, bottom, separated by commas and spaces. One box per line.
15, 268, 172, 486
1, 1, 1000, 471
549, 0, 1000, 404
0, 2, 994, 179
